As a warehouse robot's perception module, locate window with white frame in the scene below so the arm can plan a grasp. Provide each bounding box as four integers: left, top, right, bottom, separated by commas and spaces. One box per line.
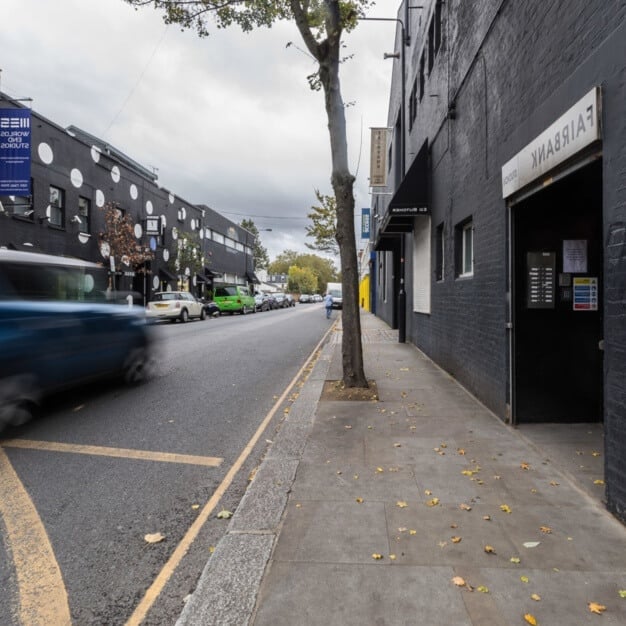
213, 232, 224, 244
77, 196, 90, 234
435, 222, 445, 282
49, 185, 65, 227
412, 216, 431, 313
455, 218, 474, 277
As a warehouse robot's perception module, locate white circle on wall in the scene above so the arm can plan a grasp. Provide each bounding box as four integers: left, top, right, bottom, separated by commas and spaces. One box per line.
96, 189, 105, 207
130, 184, 138, 200
161, 214, 167, 228
185, 267, 190, 277
70, 168, 83, 188
38, 142, 54, 164
111, 165, 121, 183
146, 200, 153, 215
153, 275, 160, 289
163, 249, 170, 261
78, 233, 90, 244
100, 241, 111, 258
172, 227, 178, 240
134, 223, 143, 239
199, 228, 205, 240
169, 193, 175, 204
91, 146, 101, 163
178, 207, 186, 221
190, 219, 196, 231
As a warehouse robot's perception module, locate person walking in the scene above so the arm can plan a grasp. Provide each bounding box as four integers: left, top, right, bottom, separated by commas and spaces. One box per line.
324, 292, 333, 319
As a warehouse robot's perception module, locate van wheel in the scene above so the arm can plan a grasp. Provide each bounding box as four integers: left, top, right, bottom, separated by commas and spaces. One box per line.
180, 309, 189, 323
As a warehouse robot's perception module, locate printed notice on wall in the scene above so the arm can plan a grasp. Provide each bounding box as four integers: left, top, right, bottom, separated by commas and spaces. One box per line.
563, 239, 587, 273
573, 276, 598, 311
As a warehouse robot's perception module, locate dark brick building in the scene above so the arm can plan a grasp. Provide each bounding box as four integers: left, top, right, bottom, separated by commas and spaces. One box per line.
371, 1, 626, 520
0, 93, 257, 303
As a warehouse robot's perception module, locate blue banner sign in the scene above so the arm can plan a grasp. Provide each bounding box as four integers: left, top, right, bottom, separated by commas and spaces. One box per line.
361, 208, 370, 239
0, 108, 32, 195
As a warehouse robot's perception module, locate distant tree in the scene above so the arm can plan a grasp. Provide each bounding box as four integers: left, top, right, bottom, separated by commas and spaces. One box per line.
305, 189, 339, 256
125, 0, 369, 388
270, 251, 337, 292
287, 265, 318, 294
240, 218, 270, 270
169, 231, 205, 284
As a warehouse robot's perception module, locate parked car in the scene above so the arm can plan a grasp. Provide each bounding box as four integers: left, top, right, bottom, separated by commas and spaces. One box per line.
265, 293, 280, 310
273, 293, 288, 308
146, 291, 206, 322
312, 294, 323, 303
254, 293, 271, 312
299, 294, 312, 303
213, 285, 256, 315
285, 293, 296, 307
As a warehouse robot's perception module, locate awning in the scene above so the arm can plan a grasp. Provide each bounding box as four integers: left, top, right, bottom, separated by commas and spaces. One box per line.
204, 266, 222, 278
159, 267, 177, 282
374, 235, 401, 252
195, 273, 207, 284
245, 271, 260, 284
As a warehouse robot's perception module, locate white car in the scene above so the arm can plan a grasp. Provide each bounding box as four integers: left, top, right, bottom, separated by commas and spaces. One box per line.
146, 291, 206, 323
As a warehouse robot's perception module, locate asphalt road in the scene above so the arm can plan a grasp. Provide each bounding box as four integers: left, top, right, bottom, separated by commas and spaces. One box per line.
0, 302, 332, 625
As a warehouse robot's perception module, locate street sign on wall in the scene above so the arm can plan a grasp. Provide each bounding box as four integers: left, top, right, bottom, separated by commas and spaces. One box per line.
361, 208, 370, 239
369, 127, 389, 187
0, 108, 31, 195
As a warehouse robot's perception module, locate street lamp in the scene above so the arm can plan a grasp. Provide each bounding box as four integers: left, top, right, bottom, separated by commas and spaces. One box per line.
361, 15, 408, 343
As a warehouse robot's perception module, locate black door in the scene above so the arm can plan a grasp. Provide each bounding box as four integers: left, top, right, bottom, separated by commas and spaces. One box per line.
513, 159, 603, 423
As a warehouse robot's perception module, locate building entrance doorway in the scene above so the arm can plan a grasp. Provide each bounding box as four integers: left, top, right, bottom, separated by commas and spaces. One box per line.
512, 159, 603, 423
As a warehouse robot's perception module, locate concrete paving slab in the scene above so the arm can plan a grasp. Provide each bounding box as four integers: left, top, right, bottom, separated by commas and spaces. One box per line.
253, 562, 473, 626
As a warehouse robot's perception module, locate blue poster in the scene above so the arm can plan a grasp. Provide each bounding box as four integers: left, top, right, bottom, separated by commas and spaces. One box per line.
0, 108, 32, 195
361, 208, 370, 239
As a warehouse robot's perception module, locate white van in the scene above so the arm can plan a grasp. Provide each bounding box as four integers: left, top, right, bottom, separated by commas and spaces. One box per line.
326, 282, 343, 309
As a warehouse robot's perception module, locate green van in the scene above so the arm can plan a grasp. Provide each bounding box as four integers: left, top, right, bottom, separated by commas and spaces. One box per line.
213, 285, 256, 315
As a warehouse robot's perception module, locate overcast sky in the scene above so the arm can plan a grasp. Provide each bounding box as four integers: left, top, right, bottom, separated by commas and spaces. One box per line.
1, 0, 397, 262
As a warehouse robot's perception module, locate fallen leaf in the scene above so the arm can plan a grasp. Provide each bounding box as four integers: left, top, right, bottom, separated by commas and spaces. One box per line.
550, 481, 560, 486
144, 532, 165, 544
524, 614, 537, 626
483, 515, 491, 521
477, 585, 489, 593
593, 479, 605, 485
396, 501, 408, 508
540, 526, 552, 534
393, 442, 402, 447
510, 557, 521, 564
426, 498, 440, 507
484, 545, 496, 554
461, 470, 476, 477
438, 541, 448, 548
376, 467, 384, 473
520, 575, 530, 583
588, 602, 606, 615
216, 510, 233, 519
460, 503, 472, 511
619, 589, 626, 598
520, 462, 531, 470
344, 425, 352, 430
531, 593, 541, 601
409, 529, 417, 535
191, 504, 200, 510
425, 489, 433, 496
389, 554, 397, 560
371, 553, 383, 560
500, 504, 512, 514
355, 497, 364, 504
523, 541, 541, 548
451, 536, 462, 543
452, 576, 466, 587
457, 448, 466, 455
353, 474, 359, 480
440, 443, 447, 448
591, 451, 601, 457
208, 545, 215, 553
450, 523, 458, 529
398, 527, 408, 532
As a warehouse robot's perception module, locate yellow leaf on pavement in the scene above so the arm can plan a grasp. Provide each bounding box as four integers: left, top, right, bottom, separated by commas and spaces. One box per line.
451, 536, 462, 543
396, 501, 408, 508
426, 498, 440, 507
452, 576, 466, 587
521, 576, 530, 583
540, 526, 552, 534
531, 593, 541, 601
356, 497, 364, 504
524, 614, 537, 626
500, 504, 512, 513
477, 585, 489, 593
371, 553, 383, 560
588, 602, 606, 614
460, 503, 472, 511
510, 557, 521, 564
216, 509, 233, 519
484, 545, 496, 554
144, 532, 165, 544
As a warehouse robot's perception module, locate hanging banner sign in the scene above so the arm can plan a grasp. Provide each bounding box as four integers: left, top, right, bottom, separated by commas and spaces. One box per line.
369, 127, 389, 187
0, 108, 32, 195
361, 208, 370, 239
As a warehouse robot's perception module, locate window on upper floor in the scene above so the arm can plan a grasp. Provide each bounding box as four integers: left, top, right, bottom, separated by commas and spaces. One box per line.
419, 52, 425, 101
435, 222, 445, 282
49, 185, 65, 227
455, 218, 474, 278
77, 196, 90, 234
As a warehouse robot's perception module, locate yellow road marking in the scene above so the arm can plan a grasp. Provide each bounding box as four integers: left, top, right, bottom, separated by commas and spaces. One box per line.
125, 325, 334, 626
0, 439, 223, 467
0, 448, 72, 625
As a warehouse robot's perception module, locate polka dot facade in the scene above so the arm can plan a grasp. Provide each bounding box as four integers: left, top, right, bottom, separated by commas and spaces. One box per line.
70, 168, 83, 188
111, 166, 121, 183
38, 143, 53, 164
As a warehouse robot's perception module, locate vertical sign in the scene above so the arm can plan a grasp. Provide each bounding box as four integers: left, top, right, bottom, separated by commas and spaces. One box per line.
369, 127, 388, 187
0, 108, 32, 195
361, 208, 370, 239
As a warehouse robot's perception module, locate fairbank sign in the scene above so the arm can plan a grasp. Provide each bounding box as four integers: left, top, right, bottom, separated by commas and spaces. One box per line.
501, 87, 601, 198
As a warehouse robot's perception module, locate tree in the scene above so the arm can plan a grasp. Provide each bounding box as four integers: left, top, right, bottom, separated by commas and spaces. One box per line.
305, 188, 339, 256
269, 251, 337, 292
99, 202, 152, 289
287, 265, 318, 294
240, 218, 270, 270
125, 0, 371, 387
170, 230, 205, 284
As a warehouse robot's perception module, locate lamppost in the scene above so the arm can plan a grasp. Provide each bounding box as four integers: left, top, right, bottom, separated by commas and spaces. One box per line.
361, 15, 409, 343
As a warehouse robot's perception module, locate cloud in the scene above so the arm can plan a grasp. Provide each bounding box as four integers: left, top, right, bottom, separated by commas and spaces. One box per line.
1, 0, 395, 261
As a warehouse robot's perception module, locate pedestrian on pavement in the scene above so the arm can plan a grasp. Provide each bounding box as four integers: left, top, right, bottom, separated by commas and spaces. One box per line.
324, 292, 333, 319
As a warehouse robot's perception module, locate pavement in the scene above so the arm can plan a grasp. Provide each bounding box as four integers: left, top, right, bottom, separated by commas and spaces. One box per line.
177, 311, 626, 626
